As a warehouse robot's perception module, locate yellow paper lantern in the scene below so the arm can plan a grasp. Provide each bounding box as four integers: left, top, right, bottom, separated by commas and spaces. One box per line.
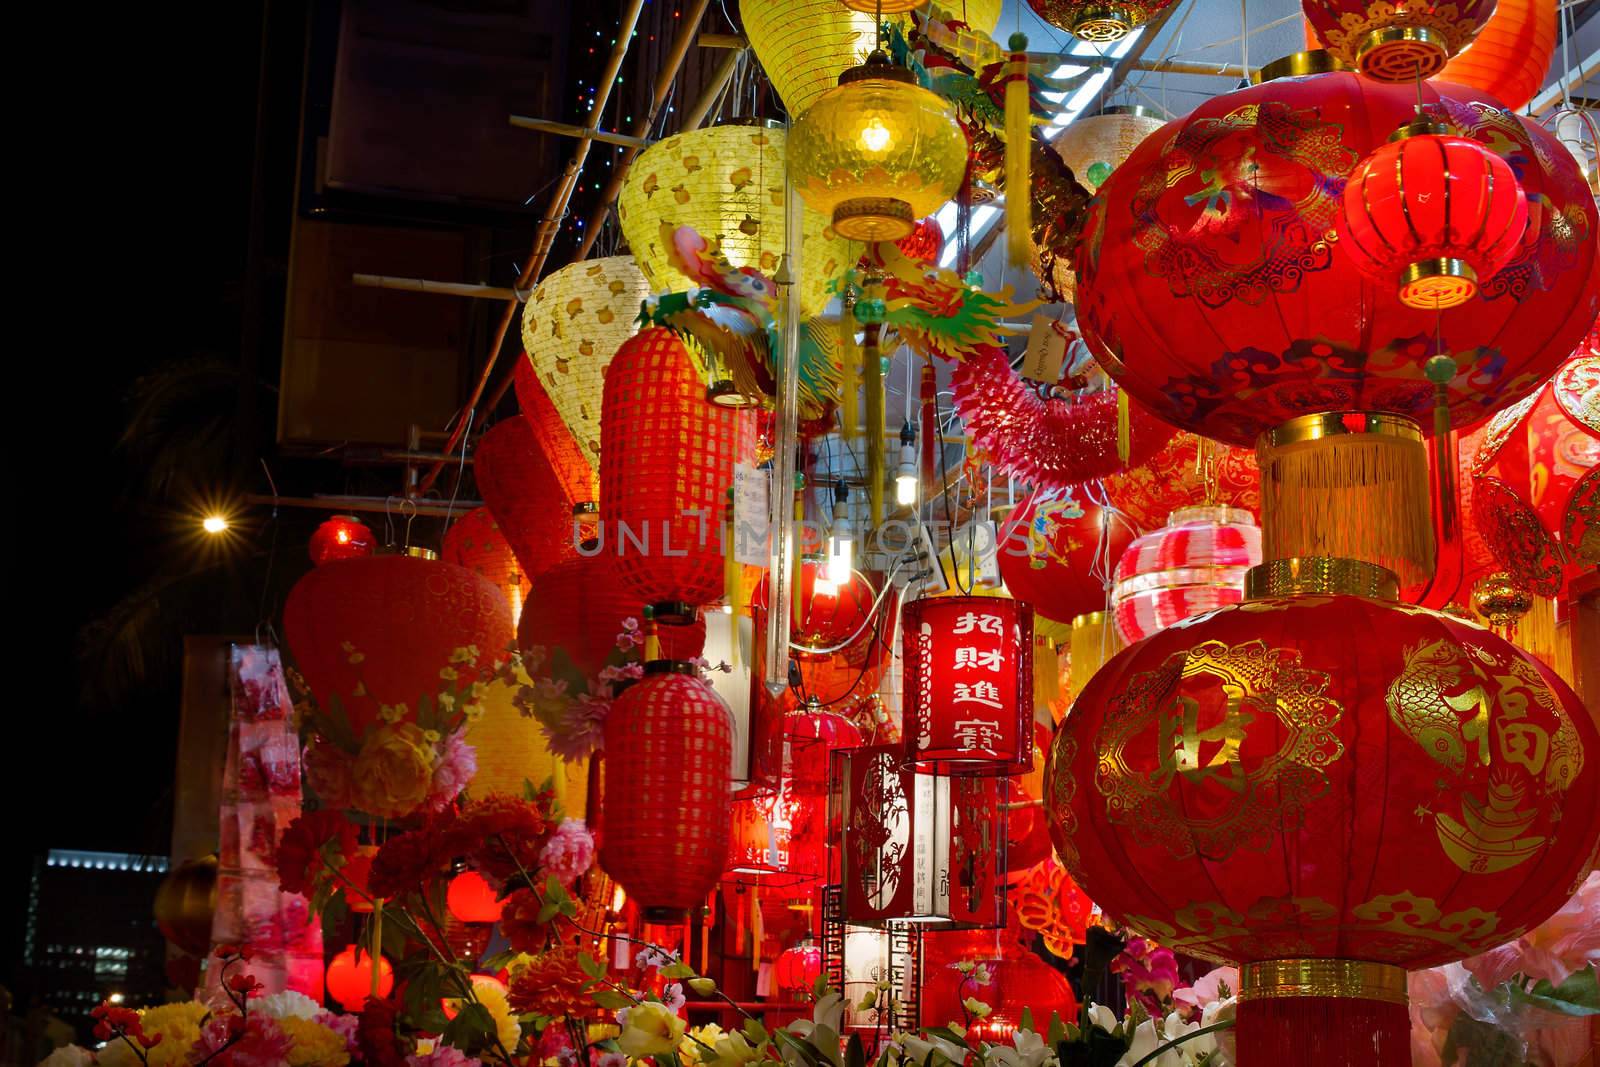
465, 678, 588, 817
617, 123, 857, 318
742, 0, 879, 119
790, 54, 968, 241
518, 256, 651, 473
841, 0, 921, 11
931, 0, 1003, 33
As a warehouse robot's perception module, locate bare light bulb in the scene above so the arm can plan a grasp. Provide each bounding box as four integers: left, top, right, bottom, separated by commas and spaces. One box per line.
860, 116, 891, 153
827, 534, 854, 586
895, 443, 918, 507
202, 515, 229, 534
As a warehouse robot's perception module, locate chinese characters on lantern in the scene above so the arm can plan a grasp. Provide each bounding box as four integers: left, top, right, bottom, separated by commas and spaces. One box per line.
904, 596, 1034, 773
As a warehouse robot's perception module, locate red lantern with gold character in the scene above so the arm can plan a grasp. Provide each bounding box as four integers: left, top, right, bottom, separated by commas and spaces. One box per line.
600, 327, 755, 623
1302, 0, 1496, 79
904, 595, 1033, 774
601, 661, 735, 921
1044, 557, 1600, 1067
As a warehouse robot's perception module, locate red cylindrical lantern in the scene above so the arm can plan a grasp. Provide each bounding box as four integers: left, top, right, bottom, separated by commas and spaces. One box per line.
1301, 0, 1496, 79
1044, 556, 1600, 1067
599, 327, 755, 622
1437, 0, 1556, 112
326, 946, 393, 1011
601, 661, 735, 921
774, 943, 822, 994
904, 595, 1034, 774
518, 555, 706, 675
1102, 432, 1260, 532
309, 515, 375, 566
475, 415, 579, 588
1110, 505, 1263, 643
1339, 129, 1529, 310
998, 488, 1133, 633
1470, 342, 1600, 597
446, 870, 504, 924
284, 555, 514, 738
442, 507, 530, 621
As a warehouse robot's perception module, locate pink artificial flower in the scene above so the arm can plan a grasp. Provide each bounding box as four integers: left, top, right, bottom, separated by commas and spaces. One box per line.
661, 983, 687, 1014
406, 1048, 482, 1067
303, 739, 355, 809
617, 618, 643, 651
539, 693, 610, 761
314, 1011, 360, 1056
538, 819, 596, 886
1110, 937, 1180, 1016
425, 732, 478, 812
188, 1013, 293, 1067
1172, 966, 1239, 1021
1463, 872, 1600, 989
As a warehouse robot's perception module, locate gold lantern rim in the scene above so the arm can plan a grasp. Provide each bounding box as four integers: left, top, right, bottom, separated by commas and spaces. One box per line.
1400, 257, 1479, 310
1239, 959, 1409, 1005
1244, 556, 1401, 601
838, 50, 918, 87
1250, 49, 1353, 84
1357, 25, 1449, 82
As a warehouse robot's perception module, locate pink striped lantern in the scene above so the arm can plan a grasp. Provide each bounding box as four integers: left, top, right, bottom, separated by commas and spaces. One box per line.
1109, 505, 1262, 643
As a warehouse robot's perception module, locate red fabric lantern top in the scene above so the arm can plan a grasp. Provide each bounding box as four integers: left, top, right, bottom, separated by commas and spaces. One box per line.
518, 555, 706, 676
1302, 0, 1496, 80
601, 662, 735, 920
998, 488, 1133, 630
285, 555, 514, 738
1470, 344, 1600, 596
599, 327, 755, 618
475, 415, 579, 589
1339, 131, 1528, 310
1074, 72, 1599, 446
1102, 432, 1260, 532
904, 595, 1034, 775
309, 515, 375, 566
1044, 561, 1600, 969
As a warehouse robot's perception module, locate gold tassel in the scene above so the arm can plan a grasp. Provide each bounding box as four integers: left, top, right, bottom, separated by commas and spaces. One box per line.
864, 321, 885, 528
1032, 634, 1061, 716
725, 497, 742, 671
792, 475, 806, 627
839, 310, 859, 448
749, 883, 763, 974
1004, 34, 1032, 272
643, 609, 661, 662
1116, 388, 1131, 464
1256, 413, 1435, 588
1514, 596, 1573, 686
1067, 611, 1123, 706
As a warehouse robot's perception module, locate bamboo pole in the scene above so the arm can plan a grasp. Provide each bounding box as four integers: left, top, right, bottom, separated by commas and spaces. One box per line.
508, 116, 652, 148
352, 274, 521, 301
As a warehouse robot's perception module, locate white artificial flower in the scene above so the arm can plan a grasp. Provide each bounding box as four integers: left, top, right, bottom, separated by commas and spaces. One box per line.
1201, 998, 1237, 1067
988, 1028, 1054, 1067
1086, 1002, 1120, 1035
896, 1033, 970, 1067
252, 989, 321, 1020
1116, 1019, 1161, 1067
40, 1048, 95, 1067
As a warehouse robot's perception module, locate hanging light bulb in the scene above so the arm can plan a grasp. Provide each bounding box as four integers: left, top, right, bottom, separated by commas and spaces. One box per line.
895, 421, 918, 507
828, 480, 853, 585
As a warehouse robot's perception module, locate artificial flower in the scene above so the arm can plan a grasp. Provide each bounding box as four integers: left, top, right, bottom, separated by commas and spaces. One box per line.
367, 814, 462, 899
253, 990, 322, 1021
276, 811, 358, 897
1110, 937, 1180, 1016
303, 739, 355, 809
988, 1030, 1053, 1067
889, 1032, 967, 1067
1465, 871, 1600, 988
507, 948, 591, 1018
635, 944, 677, 970
278, 1015, 352, 1067
1086, 1003, 1119, 1036
457, 793, 553, 882
1170, 965, 1238, 1021
499, 887, 556, 954
424, 732, 477, 812
711, 1030, 763, 1066
1201, 998, 1236, 1067
314, 1011, 360, 1057
357, 997, 407, 1067
535, 690, 610, 761
962, 997, 992, 1019
407, 1047, 483, 1067
596, 1053, 628, 1067
189, 1012, 295, 1067
97, 1001, 209, 1067
679, 1022, 725, 1064
40, 1048, 94, 1067
351, 722, 436, 818
661, 982, 687, 1014
538, 818, 596, 885
469, 975, 523, 1056
688, 977, 717, 996
617, 1001, 688, 1057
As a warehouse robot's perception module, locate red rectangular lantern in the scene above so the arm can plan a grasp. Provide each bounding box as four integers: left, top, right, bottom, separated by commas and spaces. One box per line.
904, 595, 1034, 774
833, 744, 1003, 927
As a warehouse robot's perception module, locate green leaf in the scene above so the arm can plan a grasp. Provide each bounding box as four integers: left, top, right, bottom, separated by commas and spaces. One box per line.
845, 1033, 865, 1067
536, 899, 561, 924
922, 1027, 966, 1047
591, 990, 635, 1011
579, 952, 608, 980
812, 974, 831, 1000
660, 962, 698, 980
1019, 1007, 1035, 1035
743, 1019, 769, 1045
1046, 1012, 1066, 1048
442, 1001, 496, 1055
480, 950, 518, 975
523, 779, 541, 802
1513, 966, 1600, 1017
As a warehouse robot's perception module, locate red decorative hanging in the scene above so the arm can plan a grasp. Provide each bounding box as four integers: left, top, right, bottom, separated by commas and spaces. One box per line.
1013, 857, 1096, 959
512, 353, 600, 507
1339, 129, 1528, 310
951, 345, 1176, 491
750, 560, 894, 708
998, 488, 1133, 631
326, 946, 393, 1011
1301, 0, 1496, 79
600, 327, 755, 622
1470, 341, 1600, 597
904, 595, 1034, 774
726, 789, 825, 886
441, 507, 530, 619
284, 554, 514, 738
1044, 557, 1600, 1067
1110, 505, 1263, 643
1102, 432, 1260, 532
309, 515, 376, 566
446, 871, 504, 924
476, 415, 578, 588
1074, 72, 1598, 447
774, 943, 822, 993
601, 661, 735, 921
517, 555, 706, 675
894, 216, 945, 264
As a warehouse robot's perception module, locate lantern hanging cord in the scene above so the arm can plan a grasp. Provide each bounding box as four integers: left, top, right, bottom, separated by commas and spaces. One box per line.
789, 555, 908, 656
934, 383, 974, 596
439, 408, 475, 535
255, 460, 283, 649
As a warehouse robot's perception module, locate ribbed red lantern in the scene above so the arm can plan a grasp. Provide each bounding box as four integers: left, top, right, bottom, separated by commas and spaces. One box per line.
600, 327, 755, 622
513, 353, 601, 507
326, 946, 393, 1011
1302, 0, 1496, 79
446, 871, 504, 924
476, 415, 578, 588
1074, 68, 1597, 447
1339, 129, 1528, 310
1470, 343, 1600, 597
895, 216, 945, 264
601, 661, 734, 920
998, 488, 1133, 633
904, 595, 1034, 774
1044, 557, 1600, 1067
442, 507, 530, 620
309, 515, 375, 566
1437, 0, 1556, 112
284, 554, 514, 738
1102, 432, 1260, 532
774, 943, 822, 993
1110, 505, 1263, 643
518, 555, 706, 675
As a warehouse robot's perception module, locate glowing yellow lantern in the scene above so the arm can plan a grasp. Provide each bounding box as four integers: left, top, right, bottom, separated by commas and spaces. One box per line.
790, 53, 968, 242
518, 256, 651, 472
742, 0, 878, 119
617, 123, 856, 317
464, 677, 589, 816
840, 0, 921, 11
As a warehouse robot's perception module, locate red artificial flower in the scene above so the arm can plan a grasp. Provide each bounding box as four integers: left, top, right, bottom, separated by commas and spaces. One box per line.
367, 813, 465, 900
499, 888, 557, 954
356, 996, 407, 1067
275, 811, 358, 897
508, 948, 591, 1019
456, 793, 553, 883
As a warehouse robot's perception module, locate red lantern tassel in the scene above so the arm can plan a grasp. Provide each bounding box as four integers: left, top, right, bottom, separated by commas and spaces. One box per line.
1237, 960, 1410, 1067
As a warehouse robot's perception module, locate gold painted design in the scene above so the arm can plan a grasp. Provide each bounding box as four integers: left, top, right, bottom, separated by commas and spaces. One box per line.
1244, 556, 1399, 601
1318, 1, 1487, 75
1095, 639, 1344, 861
1240, 959, 1408, 1004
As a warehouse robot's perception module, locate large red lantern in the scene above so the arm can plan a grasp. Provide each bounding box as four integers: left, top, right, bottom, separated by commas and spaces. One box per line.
1110, 505, 1262, 643
446, 870, 504, 924
1470, 342, 1600, 597
601, 661, 735, 920
442, 507, 530, 620
326, 946, 393, 1011
998, 488, 1133, 632
512, 354, 600, 507
1044, 556, 1600, 1066
1102, 432, 1260, 532
1436, 0, 1556, 112
774, 942, 822, 993
1302, 0, 1496, 79
284, 554, 514, 738
518, 555, 706, 675
599, 327, 755, 622
1339, 128, 1528, 310
309, 515, 375, 566
751, 560, 893, 707
475, 415, 578, 588
904, 595, 1034, 774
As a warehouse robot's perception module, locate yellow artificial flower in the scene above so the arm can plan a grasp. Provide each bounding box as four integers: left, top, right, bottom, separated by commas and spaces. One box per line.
279, 1016, 351, 1067
471, 976, 523, 1056
351, 721, 435, 817
437, 692, 456, 711
98, 1002, 209, 1067
439, 666, 459, 682
680, 1022, 724, 1064
619, 1001, 686, 1057
962, 997, 992, 1020
713, 1030, 763, 1066
463, 703, 485, 722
